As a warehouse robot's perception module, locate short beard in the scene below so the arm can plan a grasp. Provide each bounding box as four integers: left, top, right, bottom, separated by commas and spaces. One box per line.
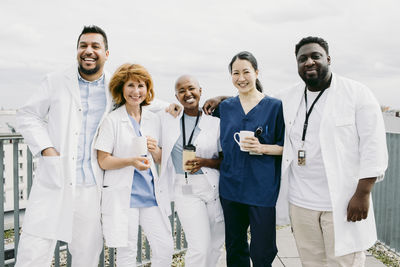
78, 64, 100, 76
303, 66, 329, 88
304, 77, 319, 87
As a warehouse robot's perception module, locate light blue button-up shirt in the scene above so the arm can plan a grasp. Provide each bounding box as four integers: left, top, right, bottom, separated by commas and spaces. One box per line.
76, 73, 106, 185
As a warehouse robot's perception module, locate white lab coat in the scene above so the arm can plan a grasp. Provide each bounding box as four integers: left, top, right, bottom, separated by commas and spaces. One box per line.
95, 105, 171, 248
275, 73, 388, 256
158, 111, 222, 204
16, 66, 114, 243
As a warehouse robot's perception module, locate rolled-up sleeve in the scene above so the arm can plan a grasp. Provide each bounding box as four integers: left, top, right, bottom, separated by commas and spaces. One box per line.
356, 86, 388, 181
94, 116, 115, 154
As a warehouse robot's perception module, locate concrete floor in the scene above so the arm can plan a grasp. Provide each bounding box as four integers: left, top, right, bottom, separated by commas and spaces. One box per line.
217, 226, 385, 267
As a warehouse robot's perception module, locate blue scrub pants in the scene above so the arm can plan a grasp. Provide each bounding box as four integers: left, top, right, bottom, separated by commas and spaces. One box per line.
220, 197, 277, 267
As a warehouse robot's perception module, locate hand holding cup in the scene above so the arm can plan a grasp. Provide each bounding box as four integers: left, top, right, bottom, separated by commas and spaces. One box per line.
241, 136, 263, 154
131, 156, 151, 171
146, 136, 159, 153
185, 158, 203, 174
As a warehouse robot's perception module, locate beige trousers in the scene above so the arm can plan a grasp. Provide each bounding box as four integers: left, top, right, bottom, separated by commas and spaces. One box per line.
289, 203, 366, 267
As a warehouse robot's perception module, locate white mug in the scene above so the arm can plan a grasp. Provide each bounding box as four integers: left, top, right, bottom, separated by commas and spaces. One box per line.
133, 136, 148, 156
233, 130, 254, 152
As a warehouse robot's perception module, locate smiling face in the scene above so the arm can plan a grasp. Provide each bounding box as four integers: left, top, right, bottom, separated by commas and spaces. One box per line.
231, 59, 258, 94
77, 33, 109, 80
296, 43, 331, 90
175, 75, 202, 115
123, 78, 148, 108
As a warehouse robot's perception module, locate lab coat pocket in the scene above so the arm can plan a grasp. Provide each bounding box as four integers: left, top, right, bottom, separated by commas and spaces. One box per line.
101, 186, 130, 247
101, 186, 130, 215
37, 156, 64, 189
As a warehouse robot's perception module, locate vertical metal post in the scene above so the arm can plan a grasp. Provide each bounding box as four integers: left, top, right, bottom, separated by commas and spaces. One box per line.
67, 246, 72, 267
99, 247, 104, 267
54, 241, 60, 267
136, 226, 143, 263
176, 214, 182, 250
0, 141, 5, 265
109, 247, 115, 267
26, 148, 33, 196
170, 202, 175, 238
13, 139, 20, 256
183, 231, 187, 248
145, 238, 150, 260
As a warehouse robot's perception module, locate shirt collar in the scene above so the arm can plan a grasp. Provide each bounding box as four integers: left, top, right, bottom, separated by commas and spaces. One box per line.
77, 71, 105, 84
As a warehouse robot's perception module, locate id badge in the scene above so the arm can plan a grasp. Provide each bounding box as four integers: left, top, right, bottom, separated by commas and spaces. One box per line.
182, 184, 193, 195
298, 150, 306, 166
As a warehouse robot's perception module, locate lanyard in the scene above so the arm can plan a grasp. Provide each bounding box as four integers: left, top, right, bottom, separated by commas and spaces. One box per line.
182, 110, 201, 147
301, 86, 326, 145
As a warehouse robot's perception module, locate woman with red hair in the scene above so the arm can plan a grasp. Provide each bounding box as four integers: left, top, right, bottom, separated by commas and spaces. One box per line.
95, 63, 173, 267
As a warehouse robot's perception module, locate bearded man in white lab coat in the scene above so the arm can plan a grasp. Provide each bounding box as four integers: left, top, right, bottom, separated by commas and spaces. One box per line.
275, 36, 388, 266
14, 25, 113, 267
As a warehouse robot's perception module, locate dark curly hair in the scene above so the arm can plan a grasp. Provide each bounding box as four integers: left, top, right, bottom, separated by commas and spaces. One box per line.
295, 36, 329, 56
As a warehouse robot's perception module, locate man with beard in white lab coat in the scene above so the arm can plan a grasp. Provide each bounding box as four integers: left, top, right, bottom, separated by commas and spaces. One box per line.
15, 25, 168, 267
275, 36, 388, 266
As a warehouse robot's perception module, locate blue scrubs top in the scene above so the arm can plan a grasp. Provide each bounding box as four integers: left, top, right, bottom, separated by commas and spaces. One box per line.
128, 116, 158, 208
219, 96, 284, 207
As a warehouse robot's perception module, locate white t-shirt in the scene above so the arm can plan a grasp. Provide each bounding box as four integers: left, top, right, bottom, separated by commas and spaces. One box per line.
288, 88, 332, 211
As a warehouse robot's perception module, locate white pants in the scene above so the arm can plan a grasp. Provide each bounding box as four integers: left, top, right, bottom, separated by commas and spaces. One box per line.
116, 206, 174, 267
15, 185, 103, 267
289, 203, 366, 267
174, 174, 225, 267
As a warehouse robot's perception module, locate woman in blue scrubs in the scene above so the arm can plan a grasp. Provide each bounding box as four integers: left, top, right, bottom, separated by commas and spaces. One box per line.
218, 51, 284, 267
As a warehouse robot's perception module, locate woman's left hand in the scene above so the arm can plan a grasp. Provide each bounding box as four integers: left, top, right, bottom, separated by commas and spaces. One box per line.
241, 136, 263, 154
146, 136, 162, 163
185, 157, 204, 174
146, 136, 159, 153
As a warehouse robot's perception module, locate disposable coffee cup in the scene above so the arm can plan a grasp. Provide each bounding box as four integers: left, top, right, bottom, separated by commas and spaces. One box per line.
133, 136, 148, 156
233, 130, 254, 152
182, 150, 196, 171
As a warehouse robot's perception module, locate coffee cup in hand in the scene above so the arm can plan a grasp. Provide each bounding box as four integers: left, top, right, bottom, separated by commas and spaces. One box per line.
182, 149, 196, 171
233, 130, 254, 152
133, 136, 148, 156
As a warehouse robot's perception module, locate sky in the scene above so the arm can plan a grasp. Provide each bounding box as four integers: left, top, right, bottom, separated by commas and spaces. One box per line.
1, 0, 399, 109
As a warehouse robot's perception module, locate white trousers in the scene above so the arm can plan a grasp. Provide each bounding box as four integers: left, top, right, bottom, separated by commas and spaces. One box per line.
15, 185, 103, 267
289, 203, 366, 267
174, 174, 225, 267
116, 206, 174, 267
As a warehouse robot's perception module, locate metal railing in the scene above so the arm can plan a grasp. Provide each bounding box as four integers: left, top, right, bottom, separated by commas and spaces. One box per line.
1, 134, 32, 266
2, 132, 400, 265
372, 132, 400, 254
0, 134, 187, 266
